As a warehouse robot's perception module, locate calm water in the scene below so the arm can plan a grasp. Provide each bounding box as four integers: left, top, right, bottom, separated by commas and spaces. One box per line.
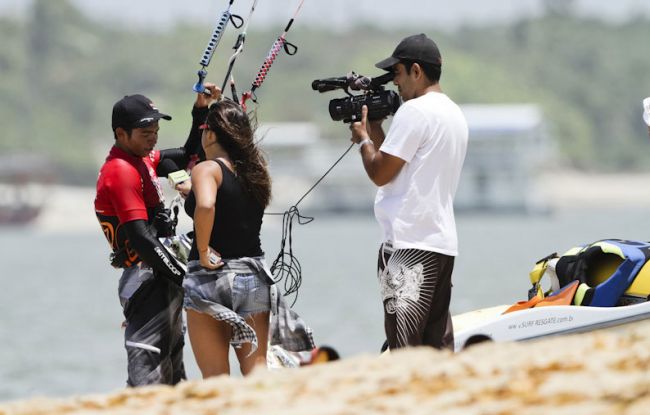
1, 208, 649, 401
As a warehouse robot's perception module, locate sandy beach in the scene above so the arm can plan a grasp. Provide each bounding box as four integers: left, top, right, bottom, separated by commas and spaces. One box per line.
2, 320, 650, 415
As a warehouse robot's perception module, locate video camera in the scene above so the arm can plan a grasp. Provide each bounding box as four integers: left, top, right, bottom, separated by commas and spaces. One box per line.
311, 72, 401, 123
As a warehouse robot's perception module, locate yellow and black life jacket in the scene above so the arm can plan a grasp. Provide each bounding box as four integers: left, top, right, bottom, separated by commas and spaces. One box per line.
529, 239, 650, 307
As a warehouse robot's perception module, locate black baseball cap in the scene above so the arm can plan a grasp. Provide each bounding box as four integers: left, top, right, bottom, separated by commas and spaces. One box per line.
111, 94, 171, 131
375, 33, 442, 71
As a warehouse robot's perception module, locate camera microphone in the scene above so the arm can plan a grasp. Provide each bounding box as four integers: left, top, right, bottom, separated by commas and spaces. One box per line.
311, 77, 348, 93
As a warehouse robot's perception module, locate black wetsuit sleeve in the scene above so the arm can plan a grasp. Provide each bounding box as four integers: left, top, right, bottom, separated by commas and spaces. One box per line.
156, 106, 209, 177
123, 219, 185, 286
184, 105, 208, 161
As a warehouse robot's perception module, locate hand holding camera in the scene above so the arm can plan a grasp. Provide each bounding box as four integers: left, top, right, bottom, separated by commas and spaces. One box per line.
349, 105, 370, 144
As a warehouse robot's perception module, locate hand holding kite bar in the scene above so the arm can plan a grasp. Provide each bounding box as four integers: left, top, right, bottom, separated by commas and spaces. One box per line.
193, 0, 243, 95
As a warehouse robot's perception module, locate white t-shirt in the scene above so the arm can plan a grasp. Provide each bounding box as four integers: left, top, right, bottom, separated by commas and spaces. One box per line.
375, 91, 468, 256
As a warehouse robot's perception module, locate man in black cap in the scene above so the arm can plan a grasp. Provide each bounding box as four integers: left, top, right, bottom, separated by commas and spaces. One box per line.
95, 85, 220, 386
349, 34, 468, 351
643, 97, 650, 136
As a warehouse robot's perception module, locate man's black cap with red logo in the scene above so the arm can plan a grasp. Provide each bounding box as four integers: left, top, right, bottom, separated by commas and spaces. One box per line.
111, 94, 172, 131
375, 33, 442, 71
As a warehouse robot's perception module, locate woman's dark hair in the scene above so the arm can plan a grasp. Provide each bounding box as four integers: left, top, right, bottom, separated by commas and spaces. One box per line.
205, 99, 271, 208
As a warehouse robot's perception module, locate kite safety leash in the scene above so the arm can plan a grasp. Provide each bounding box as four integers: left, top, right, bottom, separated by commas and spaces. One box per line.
267, 142, 356, 306
193, 0, 243, 94
221, 0, 260, 102
240, 0, 306, 109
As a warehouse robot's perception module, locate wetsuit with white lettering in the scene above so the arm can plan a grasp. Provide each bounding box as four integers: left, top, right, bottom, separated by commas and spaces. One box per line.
93, 106, 207, 386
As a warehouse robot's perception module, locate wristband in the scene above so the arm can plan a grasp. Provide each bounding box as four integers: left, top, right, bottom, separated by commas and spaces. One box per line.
358, 138, 373, 152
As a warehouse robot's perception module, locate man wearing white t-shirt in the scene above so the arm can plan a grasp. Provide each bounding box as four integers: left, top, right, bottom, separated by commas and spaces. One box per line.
350, 33, 468, 350
643, 97, 650, 136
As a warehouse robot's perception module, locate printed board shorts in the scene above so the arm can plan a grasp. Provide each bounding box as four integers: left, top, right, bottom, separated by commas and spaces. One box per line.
377, 242, 455, 350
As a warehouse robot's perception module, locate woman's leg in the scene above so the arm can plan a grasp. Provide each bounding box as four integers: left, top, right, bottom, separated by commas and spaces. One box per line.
234, 311, 270, 376
186, 309, 232, 378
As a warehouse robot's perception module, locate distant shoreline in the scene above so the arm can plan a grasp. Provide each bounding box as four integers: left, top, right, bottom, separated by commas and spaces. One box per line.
31, 169, 650, 232
538, 170, 650, 209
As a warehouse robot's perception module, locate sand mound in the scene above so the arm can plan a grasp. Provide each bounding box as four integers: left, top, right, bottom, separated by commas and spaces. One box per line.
3, 321, 650, 415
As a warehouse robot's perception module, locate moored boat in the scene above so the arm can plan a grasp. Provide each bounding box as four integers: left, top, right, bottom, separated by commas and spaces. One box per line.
0, 154, 55, 225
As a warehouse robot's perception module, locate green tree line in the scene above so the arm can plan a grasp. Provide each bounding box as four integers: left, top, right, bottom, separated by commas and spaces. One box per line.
1, 0, 649, 183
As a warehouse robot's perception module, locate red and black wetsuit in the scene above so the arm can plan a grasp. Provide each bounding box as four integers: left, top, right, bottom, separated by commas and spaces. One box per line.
93, 105, 206, 387
95, 105, 207, 282
95, 148, 168, 266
